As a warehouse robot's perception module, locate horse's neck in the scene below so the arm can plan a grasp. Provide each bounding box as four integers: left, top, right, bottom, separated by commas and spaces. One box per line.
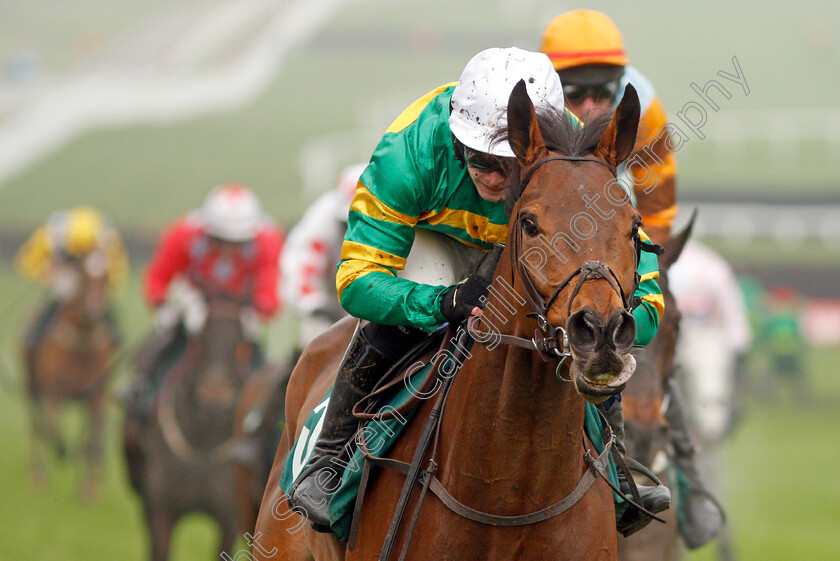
50, 303, 102, 348
435, 281, 586, 507
199, 315, 244, 364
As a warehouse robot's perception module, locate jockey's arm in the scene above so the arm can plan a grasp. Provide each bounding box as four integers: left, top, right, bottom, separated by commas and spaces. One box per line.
143, 220, 193, 308
335, 123, 461, 330
105, 231, 129, 292
14, 225, 53, 283
336, 177, 449, 331
251, 227, 284, 319
630, 97, 677, 245
631, 230, 664, 347
281, 192, 346, 318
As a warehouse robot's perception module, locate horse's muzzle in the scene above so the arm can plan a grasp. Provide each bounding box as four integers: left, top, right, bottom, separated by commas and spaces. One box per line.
571, 353, 637, 404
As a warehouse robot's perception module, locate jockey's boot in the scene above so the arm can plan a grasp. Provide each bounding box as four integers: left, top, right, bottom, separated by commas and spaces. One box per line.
289, 326, 391, 526
665, 379, 725, 549
597, 397, 672, 537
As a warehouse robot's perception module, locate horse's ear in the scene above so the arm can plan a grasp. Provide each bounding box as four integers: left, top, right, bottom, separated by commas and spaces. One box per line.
594, 83, 640, 169
507, 79, 548, 165
659, 209, 697, 269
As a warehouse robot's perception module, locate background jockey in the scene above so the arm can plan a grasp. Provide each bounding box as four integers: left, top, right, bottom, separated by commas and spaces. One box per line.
670, 239, 753, 423
668, 240, 750, 548
541, 9, 677, 244
289, 47, 669, 533
121, 184, 284, 416
281, 164, 365, 348
16, 206, 127, 379
542, 10, 725, 547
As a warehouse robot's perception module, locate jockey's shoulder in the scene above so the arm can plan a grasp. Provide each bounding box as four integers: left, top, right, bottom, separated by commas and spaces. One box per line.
156, 213, 204, 245
254, 222, 285, 246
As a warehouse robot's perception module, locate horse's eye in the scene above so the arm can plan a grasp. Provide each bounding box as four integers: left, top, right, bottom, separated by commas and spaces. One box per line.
521, 217, 539, 237
631, 222, 640, 239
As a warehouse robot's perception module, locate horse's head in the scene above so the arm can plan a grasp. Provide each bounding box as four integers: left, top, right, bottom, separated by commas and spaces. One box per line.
157, 295, 257, 460
186, 297, 251, 413
504, 80, 643, 402
56, 251, 111, 327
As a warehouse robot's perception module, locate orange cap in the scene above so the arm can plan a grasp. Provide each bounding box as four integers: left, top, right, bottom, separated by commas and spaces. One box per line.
541, 10, 628, 71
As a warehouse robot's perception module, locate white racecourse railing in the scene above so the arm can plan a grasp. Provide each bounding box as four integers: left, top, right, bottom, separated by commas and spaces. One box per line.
681, 108, 840, 163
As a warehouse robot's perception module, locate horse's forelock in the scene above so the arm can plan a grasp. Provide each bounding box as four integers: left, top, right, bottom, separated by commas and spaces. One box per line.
494, 108, 615, 216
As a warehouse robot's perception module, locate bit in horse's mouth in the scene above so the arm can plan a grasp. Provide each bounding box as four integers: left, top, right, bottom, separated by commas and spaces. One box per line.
571, 354, 637, 402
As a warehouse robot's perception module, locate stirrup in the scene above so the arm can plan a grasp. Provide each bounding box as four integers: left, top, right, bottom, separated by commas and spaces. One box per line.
616, 458, 671, 537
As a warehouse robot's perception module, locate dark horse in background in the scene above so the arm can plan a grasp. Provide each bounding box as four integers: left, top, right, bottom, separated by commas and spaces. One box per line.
125, 297, 261, 561
24, 251, 120, 500
618, 220, 692, 561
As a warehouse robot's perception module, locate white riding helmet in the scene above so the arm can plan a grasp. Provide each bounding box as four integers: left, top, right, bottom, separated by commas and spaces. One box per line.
449, 47, 564, 157
201, 184, 266, 242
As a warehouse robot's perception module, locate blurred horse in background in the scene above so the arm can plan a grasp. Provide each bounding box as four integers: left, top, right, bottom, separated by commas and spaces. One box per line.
126, 297, 257, 561
24, 250, 120, 500
671, 240, 751, 561
618, 221, 691, 561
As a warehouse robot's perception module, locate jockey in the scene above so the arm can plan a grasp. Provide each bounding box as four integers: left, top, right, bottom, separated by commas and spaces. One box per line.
670, 241, 752, 363
541, 9, 677, 245
16, 206, 126, 376
289, 47, 669, 532
122, 184, 284, 415
542, 11, 723, 546
281, 164, 364, 347
668, 240, 748, 547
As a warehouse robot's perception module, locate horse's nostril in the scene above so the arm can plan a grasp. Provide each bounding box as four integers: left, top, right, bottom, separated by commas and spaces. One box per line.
610, 310, 636, 350
567, 309, 601, 350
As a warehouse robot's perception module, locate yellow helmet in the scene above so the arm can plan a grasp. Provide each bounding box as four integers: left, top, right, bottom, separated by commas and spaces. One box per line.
54, 206, 106, 257
541, 10, 628, 71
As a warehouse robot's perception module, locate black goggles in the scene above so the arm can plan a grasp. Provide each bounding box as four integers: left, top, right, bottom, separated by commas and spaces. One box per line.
562, 80, 621, 103
463, 146, 505, 175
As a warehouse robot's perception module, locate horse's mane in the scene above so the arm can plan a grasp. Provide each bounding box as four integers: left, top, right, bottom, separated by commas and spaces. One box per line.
490, 106, 613, 215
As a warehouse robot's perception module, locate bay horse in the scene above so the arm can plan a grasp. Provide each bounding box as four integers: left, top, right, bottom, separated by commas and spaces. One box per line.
127, 297, 258, 561
254, 81, 646, 560
25, 250, 120, 500
618, 221, 692, 561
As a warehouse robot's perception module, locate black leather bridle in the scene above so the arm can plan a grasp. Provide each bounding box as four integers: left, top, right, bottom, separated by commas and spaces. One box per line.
505, 155, 662, 361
